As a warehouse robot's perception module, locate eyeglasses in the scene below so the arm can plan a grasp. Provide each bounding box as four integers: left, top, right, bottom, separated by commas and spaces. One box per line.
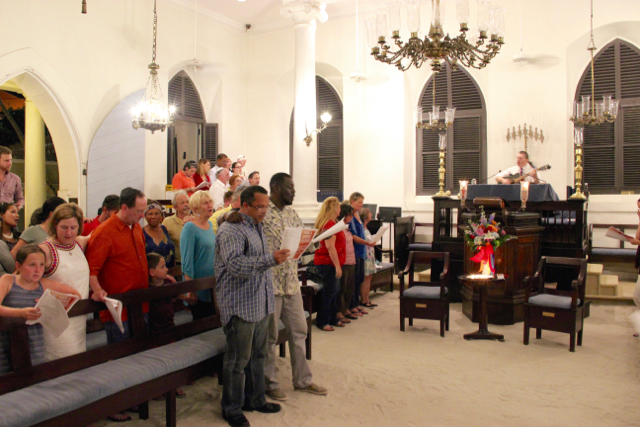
249, 204, 269, 212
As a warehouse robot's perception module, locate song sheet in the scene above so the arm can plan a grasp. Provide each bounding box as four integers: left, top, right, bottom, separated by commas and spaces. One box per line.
280, 227, 317, 260
26, 289, 80, 338
605, 226, 634, 243
195, 180, 211, 190
104, 297, 124, 333
369, 225, 389, 244
312, 219, 348, 244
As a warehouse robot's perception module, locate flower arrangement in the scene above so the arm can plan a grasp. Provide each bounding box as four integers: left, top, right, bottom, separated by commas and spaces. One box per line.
464, 207, 512, 274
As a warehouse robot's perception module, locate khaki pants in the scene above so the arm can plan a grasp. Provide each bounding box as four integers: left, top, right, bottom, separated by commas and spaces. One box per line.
264, 293, 313, 391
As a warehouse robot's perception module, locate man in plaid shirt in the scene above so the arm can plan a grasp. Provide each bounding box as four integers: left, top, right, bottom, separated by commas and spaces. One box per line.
215, 185, 289, 427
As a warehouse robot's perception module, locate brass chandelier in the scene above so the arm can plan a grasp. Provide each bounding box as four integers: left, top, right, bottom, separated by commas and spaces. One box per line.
132, 0, 175, 134
569, 0, 618, 126
366, 0, 505, 73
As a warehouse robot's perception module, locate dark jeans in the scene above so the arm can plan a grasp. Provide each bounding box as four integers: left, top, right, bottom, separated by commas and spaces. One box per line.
315, 264, 340, 328
221, 314, 269, 417
104, 313, 149, 345
350, 257, 365, 309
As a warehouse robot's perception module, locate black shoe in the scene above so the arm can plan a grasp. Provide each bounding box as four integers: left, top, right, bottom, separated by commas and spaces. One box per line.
241, 402, 281, 414
222, 411, 250, 427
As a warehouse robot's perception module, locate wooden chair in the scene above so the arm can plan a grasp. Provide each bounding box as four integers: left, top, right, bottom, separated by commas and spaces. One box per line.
398, 251, 450, 337
523, 256, 588, 352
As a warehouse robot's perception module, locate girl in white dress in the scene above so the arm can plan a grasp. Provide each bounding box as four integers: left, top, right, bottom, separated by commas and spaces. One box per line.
38, 203, 92, 361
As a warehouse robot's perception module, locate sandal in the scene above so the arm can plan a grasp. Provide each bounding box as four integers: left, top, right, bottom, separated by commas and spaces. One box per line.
361, 302, 377, 308
331, 321, 346, 327
319, 325, 334, 331
336, 316, 351, 323
345, 314, 358, 320
176, 388, 187, 398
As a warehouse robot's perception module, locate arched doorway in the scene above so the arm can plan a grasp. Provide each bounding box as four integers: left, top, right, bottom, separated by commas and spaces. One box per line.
167, 71, 217, 183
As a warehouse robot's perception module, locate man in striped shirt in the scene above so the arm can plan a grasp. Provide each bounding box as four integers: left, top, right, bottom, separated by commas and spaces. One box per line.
215, 185, 290, 427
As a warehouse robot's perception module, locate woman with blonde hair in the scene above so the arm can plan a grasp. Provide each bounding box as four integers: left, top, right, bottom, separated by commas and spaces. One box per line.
193, 158, 212, 190
180, 191, 216, 320
38, 203, 92, 360
313, 197, 346, 331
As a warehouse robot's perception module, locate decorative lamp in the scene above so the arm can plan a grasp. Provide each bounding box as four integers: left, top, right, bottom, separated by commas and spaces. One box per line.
569, 126, 587, 200
303, 112, 332, 146
460, 180, 468, 209
456, 0, 470, 31
433, 132, 450, 198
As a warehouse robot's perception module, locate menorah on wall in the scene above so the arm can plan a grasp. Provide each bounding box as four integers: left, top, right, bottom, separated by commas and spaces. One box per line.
506, 123, 544, 152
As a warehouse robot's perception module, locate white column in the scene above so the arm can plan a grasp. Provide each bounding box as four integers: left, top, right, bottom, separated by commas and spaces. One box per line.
281, 1, 328, 211
24, 97, 47, 219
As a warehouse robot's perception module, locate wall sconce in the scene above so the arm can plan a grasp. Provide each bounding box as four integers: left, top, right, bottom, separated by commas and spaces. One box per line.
520, 181, 529, 210
506, 123, 544, 152
82, 0, 87, 13
459, 180, 468, 210
304, 112, 332, 146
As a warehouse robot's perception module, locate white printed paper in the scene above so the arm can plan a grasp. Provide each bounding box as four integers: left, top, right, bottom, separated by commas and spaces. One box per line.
26, 289, 79, 338
195, 180, 211, 190
605, 226, 633, 243
312, 219, 349, 244
369, 225, 389, 244
104, 297, 124, 333
280, 227, 317, 261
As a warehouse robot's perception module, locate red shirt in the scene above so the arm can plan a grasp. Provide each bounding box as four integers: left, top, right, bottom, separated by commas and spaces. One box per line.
193, 173, 211, 191
172, 170, 196, 196
81, 216, 101, 236
85, 215, 149, 322
314, 220, 346, 266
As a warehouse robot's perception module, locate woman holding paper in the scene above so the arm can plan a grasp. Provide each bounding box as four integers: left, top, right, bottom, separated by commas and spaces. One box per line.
193, 158, 212, 190
38, 203, 92, 361
359, 208, 378, 308
313, 197, 346, 331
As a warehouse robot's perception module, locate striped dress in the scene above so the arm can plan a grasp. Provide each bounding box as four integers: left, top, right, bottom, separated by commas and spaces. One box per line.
0, 277, 45, 374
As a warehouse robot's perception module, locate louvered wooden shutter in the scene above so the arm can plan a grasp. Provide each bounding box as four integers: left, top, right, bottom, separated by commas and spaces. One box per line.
417, 65, 486, 194
316, 76, 343, 193
168, 72, 204, 122
576, 40, 640, 193
203, 124, 218, 163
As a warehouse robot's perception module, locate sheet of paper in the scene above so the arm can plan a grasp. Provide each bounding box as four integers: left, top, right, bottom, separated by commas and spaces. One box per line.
280, 227, 317, 261
46, 289, 80, 311
26, 289, 70, 338
605, 226, 633, 243
195, 180, 211, 190
369, 224, 389, 244
312, 219, 348, 244
104, 297, 124, 333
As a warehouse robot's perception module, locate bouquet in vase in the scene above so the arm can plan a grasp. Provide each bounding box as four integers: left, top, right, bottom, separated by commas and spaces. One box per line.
463, 207, 513, 275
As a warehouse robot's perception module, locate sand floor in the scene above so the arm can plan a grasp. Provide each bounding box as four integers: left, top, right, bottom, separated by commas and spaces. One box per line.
99, 292, 640, 427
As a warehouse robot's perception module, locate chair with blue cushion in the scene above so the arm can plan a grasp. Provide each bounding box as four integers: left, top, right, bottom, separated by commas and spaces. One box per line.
523, 256, 588, 352
399, 251, 450, 337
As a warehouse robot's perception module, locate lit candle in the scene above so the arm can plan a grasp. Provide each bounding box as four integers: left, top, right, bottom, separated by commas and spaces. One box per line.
520, 181, 529, 203
460, 180, 468, 200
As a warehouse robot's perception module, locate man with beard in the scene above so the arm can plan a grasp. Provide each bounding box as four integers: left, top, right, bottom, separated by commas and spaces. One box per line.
263, 173, 328, 401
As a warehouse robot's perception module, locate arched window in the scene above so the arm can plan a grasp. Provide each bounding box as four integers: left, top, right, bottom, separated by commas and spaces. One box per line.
416, 64, 486, 195
167, 71, 217, 182
575, 39, 640, 193
289, 76, 344, 200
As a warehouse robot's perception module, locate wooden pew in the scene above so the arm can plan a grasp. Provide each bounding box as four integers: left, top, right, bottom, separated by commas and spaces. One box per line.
588, 223, 638, 264
0, 277, 223, 427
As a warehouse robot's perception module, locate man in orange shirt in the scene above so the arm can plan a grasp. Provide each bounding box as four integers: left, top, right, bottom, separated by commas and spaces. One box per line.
172, 160, 198, 196
86, 187, 149, 344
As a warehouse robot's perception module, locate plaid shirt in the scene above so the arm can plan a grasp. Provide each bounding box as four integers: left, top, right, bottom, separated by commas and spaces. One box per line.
0, 171, 24, 210
215, 212, 277, 325
263, 201, 303, 296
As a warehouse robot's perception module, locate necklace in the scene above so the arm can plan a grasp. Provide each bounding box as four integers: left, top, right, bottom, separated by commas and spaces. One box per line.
2, 231, 12, 240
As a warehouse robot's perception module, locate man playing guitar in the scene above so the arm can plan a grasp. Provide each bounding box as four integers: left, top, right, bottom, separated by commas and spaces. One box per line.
495, 151, 541, 184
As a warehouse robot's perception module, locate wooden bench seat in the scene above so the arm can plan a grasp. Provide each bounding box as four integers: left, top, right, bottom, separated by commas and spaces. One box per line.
0, 277, 223, 427
588, 224, 638, 264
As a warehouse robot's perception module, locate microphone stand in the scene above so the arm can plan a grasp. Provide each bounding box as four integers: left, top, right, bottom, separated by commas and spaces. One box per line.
474, 170, 503, 185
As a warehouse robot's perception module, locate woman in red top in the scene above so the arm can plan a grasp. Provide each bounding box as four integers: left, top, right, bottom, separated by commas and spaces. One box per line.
193, 158, 212, 191
313, 197, 345, 331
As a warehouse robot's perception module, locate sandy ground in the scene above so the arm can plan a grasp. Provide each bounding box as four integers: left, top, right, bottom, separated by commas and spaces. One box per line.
99, 292, 640, 427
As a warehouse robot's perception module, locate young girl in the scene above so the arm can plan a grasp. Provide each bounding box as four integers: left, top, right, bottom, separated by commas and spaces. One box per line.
147, 253, 186, 398
0, 244, 81, 374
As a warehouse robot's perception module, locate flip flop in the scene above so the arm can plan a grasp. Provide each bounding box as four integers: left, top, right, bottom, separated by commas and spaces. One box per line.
107, 413, 132, 423
319, 325, 334, 331
361, 302, 378, 308
336, 317, 351, 323
345, 314, 358, 320
331, 321, 346, 327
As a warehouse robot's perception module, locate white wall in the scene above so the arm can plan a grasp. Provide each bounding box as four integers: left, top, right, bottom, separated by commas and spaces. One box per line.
2, 0, 640, 224
87, 90, 146, 218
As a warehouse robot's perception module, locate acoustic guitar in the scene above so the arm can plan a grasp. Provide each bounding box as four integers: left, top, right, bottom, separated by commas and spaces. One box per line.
500, 164, 551, 184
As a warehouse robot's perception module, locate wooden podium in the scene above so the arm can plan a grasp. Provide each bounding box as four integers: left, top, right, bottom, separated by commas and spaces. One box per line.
461, 208, 544, 325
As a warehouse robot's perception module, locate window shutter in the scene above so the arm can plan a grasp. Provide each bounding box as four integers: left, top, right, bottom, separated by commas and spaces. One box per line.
203, 124, 218, 163
417, 65, 486, 195
622, 105, 640, 187
576, 40, 640, 193
316, 76, 343, 195
168, 72, 204, 122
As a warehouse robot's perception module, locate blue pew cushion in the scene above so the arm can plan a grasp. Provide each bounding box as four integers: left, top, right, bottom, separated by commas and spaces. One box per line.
528, 294, 580, 309
0, 328, 226, 427
403, 286, 448, 299
591, 248, 636, 259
